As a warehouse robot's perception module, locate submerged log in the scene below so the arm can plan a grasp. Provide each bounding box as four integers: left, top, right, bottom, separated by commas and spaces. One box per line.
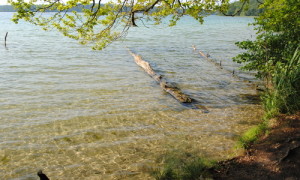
197, 49, 261, 91
198, 50, 224, 71
198, 49, 247, 79
129, 50, 192, 103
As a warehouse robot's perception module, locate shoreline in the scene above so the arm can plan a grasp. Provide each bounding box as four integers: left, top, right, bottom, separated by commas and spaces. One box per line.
211, 112, 300, 179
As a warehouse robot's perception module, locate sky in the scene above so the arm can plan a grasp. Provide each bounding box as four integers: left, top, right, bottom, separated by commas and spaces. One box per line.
0, 0, 8, 5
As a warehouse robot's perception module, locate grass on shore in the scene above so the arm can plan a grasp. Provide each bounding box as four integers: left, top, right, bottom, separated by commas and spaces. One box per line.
151, 48, 299, 180
236, 121, 267, 149
237, 47, 300, 149
151, 150, 216, 180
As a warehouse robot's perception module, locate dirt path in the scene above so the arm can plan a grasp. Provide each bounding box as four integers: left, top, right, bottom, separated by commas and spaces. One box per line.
212, 112, 300, 180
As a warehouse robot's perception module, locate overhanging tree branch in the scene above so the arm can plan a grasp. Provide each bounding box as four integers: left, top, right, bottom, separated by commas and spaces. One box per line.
256, 0, 263, 5
132, 0, 161, 13
10, 0, 243, 50
220, 0, 247, 17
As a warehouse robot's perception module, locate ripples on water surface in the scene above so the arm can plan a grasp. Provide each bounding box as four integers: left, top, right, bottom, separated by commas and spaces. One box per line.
0, 13, 262, 179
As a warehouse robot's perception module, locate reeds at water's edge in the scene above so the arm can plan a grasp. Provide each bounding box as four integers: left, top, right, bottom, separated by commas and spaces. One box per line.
263, 47, 300, 117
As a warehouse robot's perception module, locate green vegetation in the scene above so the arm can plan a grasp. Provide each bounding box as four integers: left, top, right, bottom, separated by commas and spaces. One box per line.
236, 122, 267, 148
9, 0, 242, 50
263, 49, 300, 117
7, 0, 299, 178
233, 0, 299, 149
151, 151, 216, 180
0, 4, 101, 12
221, 0, 263, 16
234, 0, 300, 117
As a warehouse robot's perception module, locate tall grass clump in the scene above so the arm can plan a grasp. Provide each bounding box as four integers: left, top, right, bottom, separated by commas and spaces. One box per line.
236, 48, 299, 148
237, 122, 267, 148
233, 0, 299, 148
263, 48, 300, 117
151, 151, 216, 180
234, 0, 299, 118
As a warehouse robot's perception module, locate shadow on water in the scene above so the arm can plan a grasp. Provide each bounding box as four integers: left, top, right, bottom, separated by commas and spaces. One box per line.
181, 100, 210, 113
149, 148, 217, 180
239, 94, 261, 104
0, 14, 263, 180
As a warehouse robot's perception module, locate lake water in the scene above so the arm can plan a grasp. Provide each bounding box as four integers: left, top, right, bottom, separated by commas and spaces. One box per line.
0, 12, 262, 179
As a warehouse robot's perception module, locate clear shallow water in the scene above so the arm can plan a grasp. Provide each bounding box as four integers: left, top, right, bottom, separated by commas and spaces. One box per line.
0, 13, 262, 179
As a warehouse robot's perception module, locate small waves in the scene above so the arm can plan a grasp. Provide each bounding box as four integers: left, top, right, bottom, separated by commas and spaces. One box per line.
0, 13, 261, 179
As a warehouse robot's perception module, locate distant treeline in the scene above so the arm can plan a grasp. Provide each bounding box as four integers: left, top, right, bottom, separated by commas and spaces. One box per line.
0, 4, 96, 12
1, 1, 263, 16
221, 0, 263, 16
0, 5, 14, 12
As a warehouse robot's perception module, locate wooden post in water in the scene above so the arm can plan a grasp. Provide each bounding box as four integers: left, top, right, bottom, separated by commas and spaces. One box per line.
192, 45, 196, 51
4, 32, 8, 48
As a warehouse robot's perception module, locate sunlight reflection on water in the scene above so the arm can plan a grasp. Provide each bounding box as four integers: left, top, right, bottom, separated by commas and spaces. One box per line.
0, 13, 261, 179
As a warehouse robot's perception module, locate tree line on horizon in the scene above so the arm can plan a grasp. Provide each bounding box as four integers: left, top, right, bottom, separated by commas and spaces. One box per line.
0, 1, 262, 16
0, 4, 93, 12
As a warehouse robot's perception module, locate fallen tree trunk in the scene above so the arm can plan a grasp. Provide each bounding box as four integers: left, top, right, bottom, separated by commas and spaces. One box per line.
129, 50, 192, 103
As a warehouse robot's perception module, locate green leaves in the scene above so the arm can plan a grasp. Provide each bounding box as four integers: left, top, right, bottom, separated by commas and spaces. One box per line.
9, 0, 232, 49
234, 0, 300, 114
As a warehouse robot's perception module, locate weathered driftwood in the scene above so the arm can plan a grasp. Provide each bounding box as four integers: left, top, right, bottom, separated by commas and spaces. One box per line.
129, 50, 192, 103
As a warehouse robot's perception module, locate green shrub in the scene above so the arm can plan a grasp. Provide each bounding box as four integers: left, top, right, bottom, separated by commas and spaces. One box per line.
234, 0, 300, 117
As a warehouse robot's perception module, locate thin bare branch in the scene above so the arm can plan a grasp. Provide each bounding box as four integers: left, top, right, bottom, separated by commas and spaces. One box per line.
256, 0, 263, 5
220, 0, 247, 17
131, 12, 138, 26
177, 0, 185, 14
132, 0, 161, 13
91, 0, 96, 11
34, 0, 60, 12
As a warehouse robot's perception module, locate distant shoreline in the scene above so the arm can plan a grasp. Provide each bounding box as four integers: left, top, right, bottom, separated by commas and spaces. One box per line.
0, 5, 15, 12
0, 5, 96, 12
